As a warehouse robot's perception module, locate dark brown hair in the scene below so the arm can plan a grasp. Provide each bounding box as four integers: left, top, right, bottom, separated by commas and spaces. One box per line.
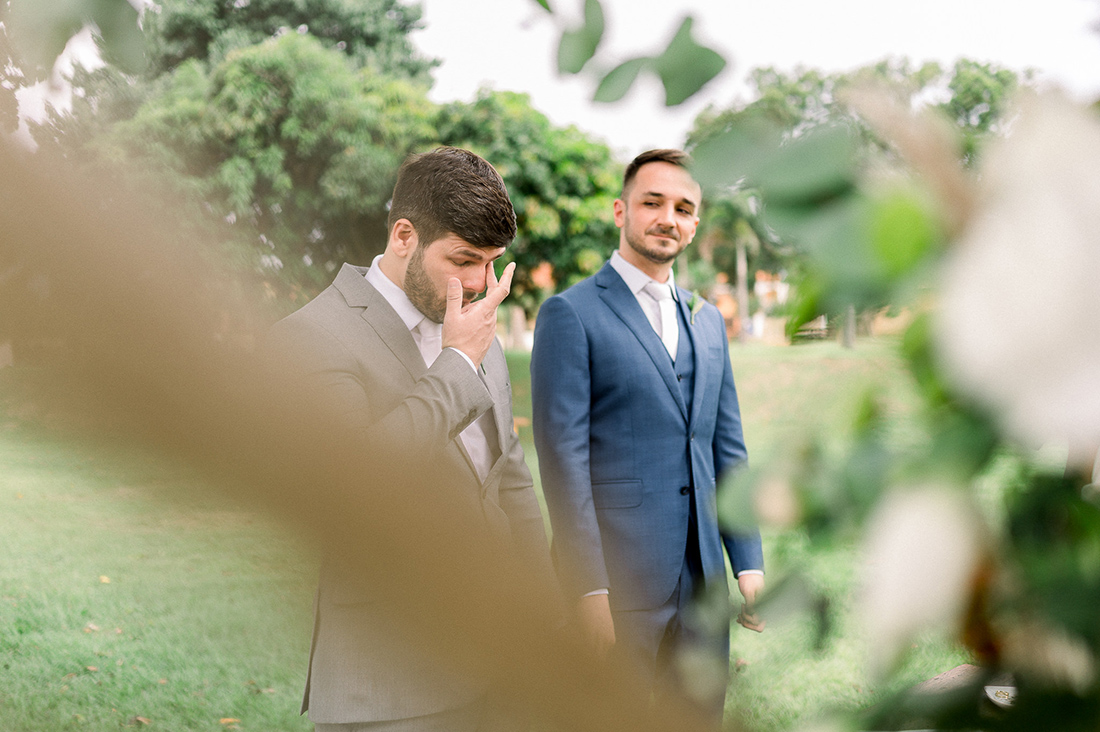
387, 146, 517, 249
621, 148, 693, 196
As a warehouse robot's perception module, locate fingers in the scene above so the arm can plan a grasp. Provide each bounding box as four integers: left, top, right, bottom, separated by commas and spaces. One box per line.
485, 260, 499, 290
445, 277, 462, 319
498, 261, 515, 291
483, 262, 515, 308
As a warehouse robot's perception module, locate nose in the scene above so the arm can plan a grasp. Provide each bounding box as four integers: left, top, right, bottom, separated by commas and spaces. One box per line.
463, 265, 490, 296
655, 202, 676, 227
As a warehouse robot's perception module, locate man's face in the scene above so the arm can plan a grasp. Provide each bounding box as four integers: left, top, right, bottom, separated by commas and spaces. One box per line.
404, 233, 507, 323
614, 161, 701, 268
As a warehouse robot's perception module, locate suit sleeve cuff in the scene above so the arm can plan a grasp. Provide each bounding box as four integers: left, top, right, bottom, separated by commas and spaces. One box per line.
443, 346, 478, 373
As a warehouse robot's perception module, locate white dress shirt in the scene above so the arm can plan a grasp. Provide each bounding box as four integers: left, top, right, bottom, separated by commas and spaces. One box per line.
609, 251, 680, 352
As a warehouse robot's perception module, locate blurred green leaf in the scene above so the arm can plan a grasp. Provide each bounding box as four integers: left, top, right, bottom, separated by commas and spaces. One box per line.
7, 0, 141, 76
900, 312, 953, 408
592, 57, 648, 103
556, 0, 604, 74
532, 0, 553, 11
869, 190, 940, 279
7, 0, 85, 75
651, 16, 725, 106
752, 124, 859, 205
689, 120, 782, 193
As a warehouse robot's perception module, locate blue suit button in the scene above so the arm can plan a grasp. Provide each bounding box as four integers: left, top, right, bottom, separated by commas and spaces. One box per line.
680, 486, 690, 495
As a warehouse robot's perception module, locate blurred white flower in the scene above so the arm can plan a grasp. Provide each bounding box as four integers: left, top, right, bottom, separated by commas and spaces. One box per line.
936, 91, 1100, 457
859, 488, 984, 677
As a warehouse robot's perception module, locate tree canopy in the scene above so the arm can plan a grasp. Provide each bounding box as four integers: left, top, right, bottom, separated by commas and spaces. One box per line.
436, 89, 620, 312
142, 0, 436, 82
125, 33, 435, 283
22, 1, 623, 309
683, 57, 1029, 322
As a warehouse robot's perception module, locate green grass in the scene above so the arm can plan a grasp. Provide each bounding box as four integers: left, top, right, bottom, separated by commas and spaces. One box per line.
1, 340, 970, 732
0, 409, 316, 731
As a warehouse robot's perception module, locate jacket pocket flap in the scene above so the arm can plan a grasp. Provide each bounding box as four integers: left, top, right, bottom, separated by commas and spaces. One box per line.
592, 480, 643, 509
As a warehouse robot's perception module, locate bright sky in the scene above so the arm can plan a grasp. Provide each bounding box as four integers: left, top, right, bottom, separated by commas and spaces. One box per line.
412, 0, 1100, 158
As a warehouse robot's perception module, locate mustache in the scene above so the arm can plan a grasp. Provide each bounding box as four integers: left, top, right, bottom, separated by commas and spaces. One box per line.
646, 225, 680, 241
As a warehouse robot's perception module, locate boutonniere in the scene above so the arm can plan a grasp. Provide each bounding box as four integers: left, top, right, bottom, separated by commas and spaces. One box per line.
688, 291, 705, 325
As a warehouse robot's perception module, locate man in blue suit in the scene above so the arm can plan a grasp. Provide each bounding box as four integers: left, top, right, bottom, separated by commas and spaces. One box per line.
530, 149, 764, 724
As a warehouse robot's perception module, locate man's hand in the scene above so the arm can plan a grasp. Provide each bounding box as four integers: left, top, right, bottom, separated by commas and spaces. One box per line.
577, 592, 616, 658
736, 573, 765, 633
441, 261, 515, 367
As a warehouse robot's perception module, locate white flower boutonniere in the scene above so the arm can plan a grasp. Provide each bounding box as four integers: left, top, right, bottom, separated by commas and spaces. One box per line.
688, 291, 705, 325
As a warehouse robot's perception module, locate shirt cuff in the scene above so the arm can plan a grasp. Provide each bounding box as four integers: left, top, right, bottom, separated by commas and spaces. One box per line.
582, 588, 609, 597
444, 346, 478, 373
735, 569, 764, 578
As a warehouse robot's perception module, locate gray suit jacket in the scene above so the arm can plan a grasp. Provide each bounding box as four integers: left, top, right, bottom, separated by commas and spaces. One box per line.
268, 263, 552, 725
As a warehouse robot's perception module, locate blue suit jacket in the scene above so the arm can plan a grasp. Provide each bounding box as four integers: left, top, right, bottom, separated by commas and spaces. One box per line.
531, 262, 763, 612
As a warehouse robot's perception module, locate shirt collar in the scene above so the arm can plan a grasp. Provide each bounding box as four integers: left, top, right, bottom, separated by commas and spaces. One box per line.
363, 254, 433, 332
609, 251, 679, 301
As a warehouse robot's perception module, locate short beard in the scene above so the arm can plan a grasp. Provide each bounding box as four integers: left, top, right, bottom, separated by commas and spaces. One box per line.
404, 243, 445, 323
624, 224, 685, 265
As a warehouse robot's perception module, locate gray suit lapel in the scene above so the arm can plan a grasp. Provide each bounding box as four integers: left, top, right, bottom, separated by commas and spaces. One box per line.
333, 263, 425, 380
596, 265, 689, 422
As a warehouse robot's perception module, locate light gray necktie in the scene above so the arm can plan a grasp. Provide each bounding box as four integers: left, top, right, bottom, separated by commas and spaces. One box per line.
414, 318, 443, 367
643, 281, 679, 358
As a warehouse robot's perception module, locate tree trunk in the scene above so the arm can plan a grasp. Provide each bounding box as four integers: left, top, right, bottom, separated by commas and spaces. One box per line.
841, 304, 857, 349
736, 239, 751, 340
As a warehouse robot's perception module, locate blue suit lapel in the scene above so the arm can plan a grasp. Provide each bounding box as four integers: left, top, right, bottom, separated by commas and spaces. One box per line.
596, 265, 689, 423
676, 285, 710, 430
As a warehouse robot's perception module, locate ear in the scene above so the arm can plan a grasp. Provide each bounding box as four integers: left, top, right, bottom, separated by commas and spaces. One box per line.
612, 198, 626, 228
388, 218, 419, 257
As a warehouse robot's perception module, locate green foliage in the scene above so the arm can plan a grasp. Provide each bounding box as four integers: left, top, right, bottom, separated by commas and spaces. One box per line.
939, 58, 1023, 165
435, 88, 620, 312
547, 0, 724, 107
592, 16, 725, 106
143, 0, 436, 83
593, 56, 647, 103
556, 0, 603, 74
38, 32, 437, 303
652, 16, 725, 106
4, 0, 143, 77
0, 5, 20, 135
686, 57, 1026, 331
698, 53, 1100, 732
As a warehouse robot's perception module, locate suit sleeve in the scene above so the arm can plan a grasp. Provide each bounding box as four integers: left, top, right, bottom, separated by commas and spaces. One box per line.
709, 309, 765, 575
530, 295, 609, 598
482, 343, 558, 605
267, 313, 493, 465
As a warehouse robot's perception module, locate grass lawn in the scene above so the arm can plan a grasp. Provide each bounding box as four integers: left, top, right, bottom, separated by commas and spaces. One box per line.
1, 339, 972, 731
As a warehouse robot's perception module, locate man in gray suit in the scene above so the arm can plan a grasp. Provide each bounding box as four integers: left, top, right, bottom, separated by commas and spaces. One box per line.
269, 147, 554, 732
